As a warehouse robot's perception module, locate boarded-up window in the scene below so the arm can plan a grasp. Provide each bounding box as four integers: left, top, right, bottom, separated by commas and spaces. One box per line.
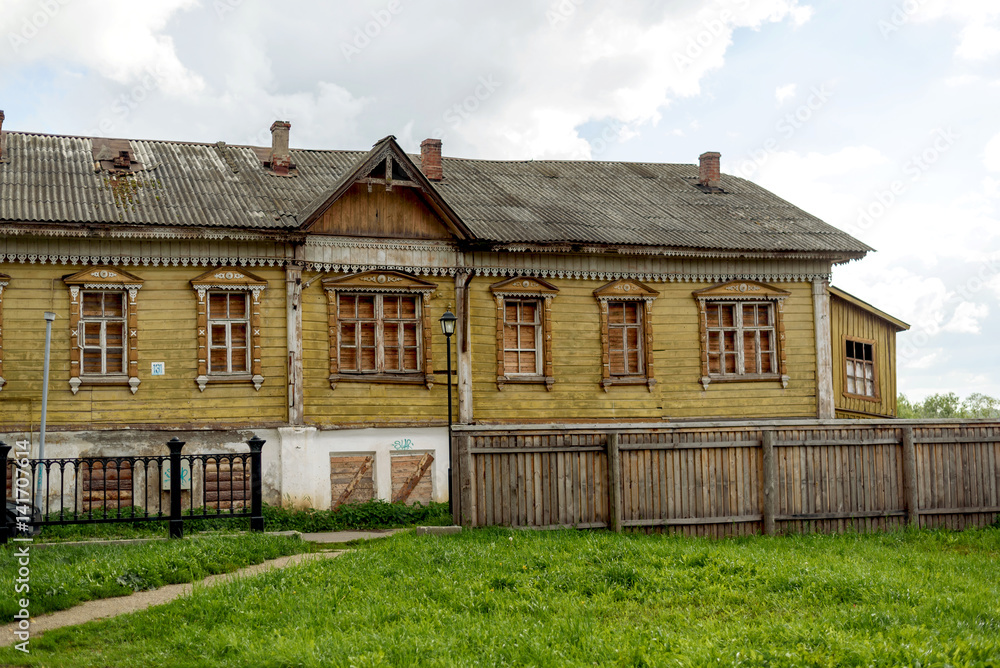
607, 301, 644, 376
330, 455, 375, 510
338, 294, 421, 374
208, 292, 250, 374
79, 291, 127, 375
204, 457, 249, 510
80, 460, 133, 511
845, 339, 876, 398
391, 452, 434, 505
706, 301, 776, 377
502, 299, 541, 375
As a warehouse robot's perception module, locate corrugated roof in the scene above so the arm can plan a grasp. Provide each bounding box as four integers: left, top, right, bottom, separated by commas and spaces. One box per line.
0, 131, 872, 255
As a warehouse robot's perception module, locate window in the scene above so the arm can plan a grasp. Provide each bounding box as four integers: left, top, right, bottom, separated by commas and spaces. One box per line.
503, 299, 541, 374
80, 291, 127, 375
693, 281, 790, 390
208, 292, 249, 374
705, 302, 776, 376
594, 279, 658, 392
191, 267, 267, 392
490, 277, 558, 390
323, 271, 437, 390
64, 266, 144, 394
844, 338, 878, 400
607, 301, 644, 376
338, 293, 420, 374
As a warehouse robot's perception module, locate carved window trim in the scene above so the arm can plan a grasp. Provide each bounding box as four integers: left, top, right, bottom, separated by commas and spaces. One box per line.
594, 279, 658, 392
191, 267, 267, 392
843, 336, 880, 402
692, 280, 790, 390
0, 273, 8, 392
64, 267, 144, 395
490, 277, 558, 391
322, 271, 437, 390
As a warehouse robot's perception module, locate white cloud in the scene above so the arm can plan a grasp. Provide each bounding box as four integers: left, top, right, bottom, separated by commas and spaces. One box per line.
943, 302, 990, 333
775, 83, 796, 105
955, 24, 1000, 60
985, 133, 1000, 172
2, 0, 205, 96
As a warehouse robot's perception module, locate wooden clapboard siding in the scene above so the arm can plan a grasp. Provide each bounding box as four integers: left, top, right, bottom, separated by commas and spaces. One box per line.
456, 421, 1000, 535
311, 183, 454, 240
301, 274, 456, 426
469, 278, 819, 421
830, 292, 901, 418
0, 264, 288, 429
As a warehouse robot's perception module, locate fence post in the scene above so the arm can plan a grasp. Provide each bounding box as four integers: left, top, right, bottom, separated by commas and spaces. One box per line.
167, 438, 185, 539
901, 427, 919, 528
762, 430, 776, 536
456, 432, 473, 527
1, 441, 9, 545
606, 432, 622, 533
247, 436, 265, 532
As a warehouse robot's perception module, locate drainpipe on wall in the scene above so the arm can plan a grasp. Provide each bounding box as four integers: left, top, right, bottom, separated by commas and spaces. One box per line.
455, 270, 474, 424
286, 255, 304, 426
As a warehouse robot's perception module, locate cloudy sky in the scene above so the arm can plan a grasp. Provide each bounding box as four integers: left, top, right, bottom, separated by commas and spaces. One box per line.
1, 0, 998, 401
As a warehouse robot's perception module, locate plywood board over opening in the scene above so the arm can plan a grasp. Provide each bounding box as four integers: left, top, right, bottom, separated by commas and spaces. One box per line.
391, 452, 434, 505
331, 454, 375, 510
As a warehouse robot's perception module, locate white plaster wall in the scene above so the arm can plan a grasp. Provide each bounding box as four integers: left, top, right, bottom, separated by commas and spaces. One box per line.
277, 426, 449, 509
2, 426, 449, 511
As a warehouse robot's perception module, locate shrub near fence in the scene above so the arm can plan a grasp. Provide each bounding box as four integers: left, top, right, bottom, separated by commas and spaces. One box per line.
451, 420, 1000, 536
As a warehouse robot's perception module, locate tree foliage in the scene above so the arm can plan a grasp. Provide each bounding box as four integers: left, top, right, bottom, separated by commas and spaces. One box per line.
898, 392, 1000, 419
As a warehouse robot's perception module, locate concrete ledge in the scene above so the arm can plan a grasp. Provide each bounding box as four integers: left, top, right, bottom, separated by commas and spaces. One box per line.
415, 525, 462, 536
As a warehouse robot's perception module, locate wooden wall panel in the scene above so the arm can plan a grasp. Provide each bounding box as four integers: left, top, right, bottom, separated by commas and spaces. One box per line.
312, 183, 454, 240
831, 294, 899, 418
469, 277, 819, 422
0, 264, 288, 430
300, 274, 456, 427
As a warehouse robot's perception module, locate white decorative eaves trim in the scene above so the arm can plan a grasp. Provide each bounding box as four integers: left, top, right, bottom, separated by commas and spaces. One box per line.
0, 253, 288, 268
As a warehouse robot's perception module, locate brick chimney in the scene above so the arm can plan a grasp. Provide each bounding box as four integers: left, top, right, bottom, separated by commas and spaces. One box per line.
269, 120, 291, 175
698, 151, 721, 188
420, 138, 443, 181
0, 110, 5, 160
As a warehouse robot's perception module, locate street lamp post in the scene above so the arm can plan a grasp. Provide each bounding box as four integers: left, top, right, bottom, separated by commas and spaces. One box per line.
439, 310, 457, 519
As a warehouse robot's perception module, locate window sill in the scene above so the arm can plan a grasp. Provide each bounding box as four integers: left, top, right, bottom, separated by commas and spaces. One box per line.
497, 375, 554, 391
700, 374, 789, 390
330, 372, 434, 390
196, 374, 264, 392
601, 376, 656, 392
843, 391, 881, 403
70, 375, 140, 395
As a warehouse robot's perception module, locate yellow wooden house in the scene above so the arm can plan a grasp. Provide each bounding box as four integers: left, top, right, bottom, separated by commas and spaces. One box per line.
0, 115, 907, 508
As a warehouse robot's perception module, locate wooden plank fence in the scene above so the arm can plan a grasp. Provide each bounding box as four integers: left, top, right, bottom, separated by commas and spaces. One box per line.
451, 420, 1000, 536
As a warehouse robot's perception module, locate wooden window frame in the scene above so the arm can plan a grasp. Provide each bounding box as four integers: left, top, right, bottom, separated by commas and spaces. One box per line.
64, 266, 144, 395
693, 280, 790, 390
0, 273, 7, 393
191, 267, 267, 392
490, 277, 558, 391
322, 271, 437, 390
594, 279, 658, 392
207, 292, 251, 375
843, 336, 880, 402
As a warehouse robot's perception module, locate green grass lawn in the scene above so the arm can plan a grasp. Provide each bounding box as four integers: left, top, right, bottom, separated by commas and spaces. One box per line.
1, 533, 309, 620
3, 528, 999, 667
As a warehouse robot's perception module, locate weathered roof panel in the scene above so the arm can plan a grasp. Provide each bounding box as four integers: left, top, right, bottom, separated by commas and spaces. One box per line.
0, 130, 872, 254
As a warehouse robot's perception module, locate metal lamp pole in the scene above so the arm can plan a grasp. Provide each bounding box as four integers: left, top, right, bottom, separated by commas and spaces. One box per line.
35, 311, 56, 502
439, 310, 457, 519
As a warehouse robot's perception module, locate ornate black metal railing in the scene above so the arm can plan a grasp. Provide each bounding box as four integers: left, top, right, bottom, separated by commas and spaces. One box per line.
0, 436, 265, 543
